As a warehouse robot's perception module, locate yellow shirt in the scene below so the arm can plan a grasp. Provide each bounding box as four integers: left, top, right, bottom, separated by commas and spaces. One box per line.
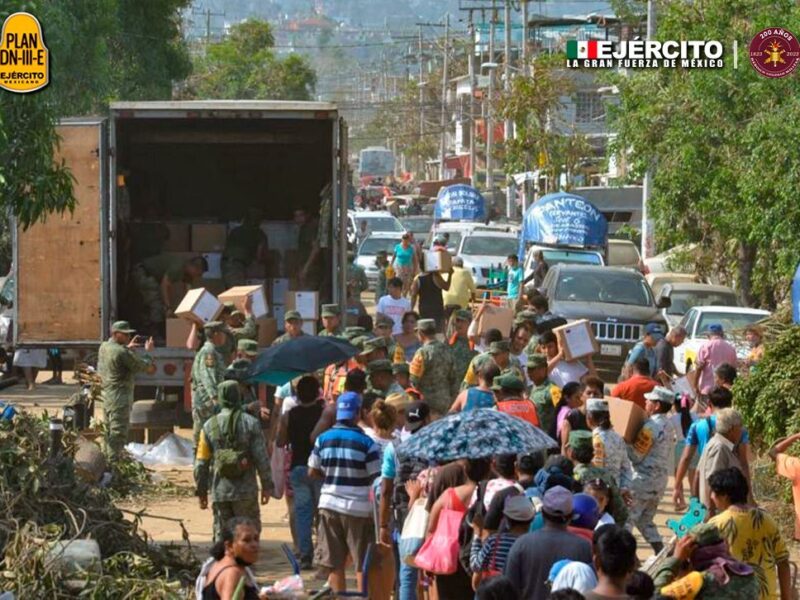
442, 267, 477, 308
709, 506, 788, 600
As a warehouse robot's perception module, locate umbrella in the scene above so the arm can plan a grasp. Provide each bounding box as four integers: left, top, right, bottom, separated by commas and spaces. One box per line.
248, 336, 359, 386
434, 184, 486, 221
395, 408, 557, 461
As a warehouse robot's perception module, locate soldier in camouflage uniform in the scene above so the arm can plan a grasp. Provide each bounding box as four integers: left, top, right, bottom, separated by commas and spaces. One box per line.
586, 398, 633, 493
449, 309, 477, 384
409, 319, 458, 416
366, 359, 406, 397
318, 304, 344, 337
97, 321, 156, 461
527, 352, 562, 441
626, 386, 676, 553
273, 310, 305, 345
191, 322, 226, 446
461, 337, 515, 389
567, 429, 629, 525
372, 313, 397, 359
392, 362, 410, 390
195, 380, 273, 542
347, 258, 370, 300
653, 523, 759, 599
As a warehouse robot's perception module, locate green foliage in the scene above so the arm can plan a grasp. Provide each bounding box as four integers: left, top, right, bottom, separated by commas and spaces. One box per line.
612, 224, 641, 248
735, 325, 800, 446
610, 0, 800, 308
186, 19, 317, 101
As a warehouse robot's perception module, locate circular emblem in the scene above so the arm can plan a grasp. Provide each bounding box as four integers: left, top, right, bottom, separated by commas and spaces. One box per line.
749, 28, 800, 78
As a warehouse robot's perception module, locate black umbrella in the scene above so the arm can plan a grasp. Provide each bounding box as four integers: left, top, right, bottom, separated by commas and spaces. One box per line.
248, 336, 359, 385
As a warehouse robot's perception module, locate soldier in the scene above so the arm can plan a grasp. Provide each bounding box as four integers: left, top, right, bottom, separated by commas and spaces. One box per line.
527, 352, 562, 441
367, 359, 406, 397
191, 321, 226, 446
409, 318, 457, 416
567, 429, 629, 525
493, 373, 540, 427
374, 249, 390, 300
372, 313, 397, 359
448, 309, 477, 384
236, 339, 259, 361
97, 321, 156, 461
221, 208, 268, 288
626, 386, 676, 553
318, 304, 344, 337
586, 398, 633, 497
195, 380, 273, 542
460, 334, 507, 389
358, 336, 389, 365
392, 363, 410, 389
273, 310, 305, 345
131, 253, 206, 334
345, 255, 369, 327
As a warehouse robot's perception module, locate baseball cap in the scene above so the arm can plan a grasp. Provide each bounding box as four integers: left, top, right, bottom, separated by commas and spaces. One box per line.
405, 401, 430, 432
585, 397, 608, 413
526, 352, 547, 369
491, 373, 526, 392
644, 323, 664, 339
284, 310, 302, 322
503, 495, 535, 522
392, 363, 410, 376
644, 385, 675, 404
708, 323, 724, 336
571, 493, 600, 529
203, 321, 224, 334
415, 319, 437, 334
488, 340, 510, 355
454, 309, 472, 322
111, 320, 136, 334
336, 391, 362, 421
366, 359, 393, 374
542, 485, 573, 518
321, 304, 340, 318
237, 339, 258, 357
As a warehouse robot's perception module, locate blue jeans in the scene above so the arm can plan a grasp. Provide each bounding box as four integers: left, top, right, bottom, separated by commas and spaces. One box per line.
397, 535, 421, 600
289, 465, 321, 560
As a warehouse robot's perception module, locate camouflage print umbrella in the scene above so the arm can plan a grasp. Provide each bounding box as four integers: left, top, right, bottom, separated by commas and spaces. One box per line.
395, 408, 557, 461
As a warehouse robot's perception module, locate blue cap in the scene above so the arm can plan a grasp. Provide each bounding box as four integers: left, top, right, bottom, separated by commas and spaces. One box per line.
548, 559, 572, 582
708, 323, 724, 336
336, 392, 361, 421
644, 323, 664, 339
571, 493, 600, 530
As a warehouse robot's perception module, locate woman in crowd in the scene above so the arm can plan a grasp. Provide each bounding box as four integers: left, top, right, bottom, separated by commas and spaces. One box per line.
196, 517, 264, 600
391, 232, 418, 296
556, 382, 584, 450
359, 392, 398, 453
449, 361, 500, 413
560, 377, 603, 454
583, 478, 615, 528
394, 311, 422, 362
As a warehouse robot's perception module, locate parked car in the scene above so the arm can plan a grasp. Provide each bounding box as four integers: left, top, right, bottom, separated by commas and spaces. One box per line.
523, 245, 604, 284
399, 215, 434, 238
607, 238, 645, 272
657, 282, 739, 328
355, 232, 405, 288
539, 264, 670, 382
673, 305, 770, 375
347, 211, 404, 247
457, 231, 520, 287
646, 272, 700, 297
424, 222, 479, 254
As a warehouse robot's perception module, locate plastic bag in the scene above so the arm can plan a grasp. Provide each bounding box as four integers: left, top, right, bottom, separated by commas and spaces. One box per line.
125, 433, 194, 467
261, 574, 305, 599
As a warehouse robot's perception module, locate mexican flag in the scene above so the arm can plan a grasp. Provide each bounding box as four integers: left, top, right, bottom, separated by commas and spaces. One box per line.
566, 40, 599, 60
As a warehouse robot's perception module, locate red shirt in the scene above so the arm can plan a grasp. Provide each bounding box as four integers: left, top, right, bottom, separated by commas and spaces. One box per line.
610, 375, 657, 410
496, 398, 540, 428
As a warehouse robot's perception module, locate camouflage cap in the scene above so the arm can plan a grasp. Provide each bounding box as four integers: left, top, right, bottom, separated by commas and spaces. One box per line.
111, 320, 136, 334
515, 310, 539, 324
688, 523, 723, 547
374, 313, 394, 329
491, 372, 526, 392
237, 339, 259, 357
568, 430, 594, 452
321, 304, 341, 317
415, 319, 437, 334
284, 310, 303, 322
203, 321, 224, 334
367, 359, 394, 374
230, 310, 244, 319
224, 358, 252, 382
350, 336, 368, 352
488, 340, 511, 355
392, 363, 410, 376
344, 326, 367, 340
527, 352, 548, 369
454, 309, 472, 322
360, 336, 388, 354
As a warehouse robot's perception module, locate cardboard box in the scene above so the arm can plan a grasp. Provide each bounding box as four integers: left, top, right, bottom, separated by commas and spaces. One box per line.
271, 278, 290, 305
165, 318, 193, 348
301, 320, 317, 336
285, 291, 319, 320
257, 317, 278, 347
423, 248, 453, 273
163, 223, 190, 252
202, 252, 223, 279
475, 304, 514, 336
175, 288, 223, 324
191, 224, 227, 252
218, 285, 269, 319
553, 319, 599, 361
606, 396, 648, 444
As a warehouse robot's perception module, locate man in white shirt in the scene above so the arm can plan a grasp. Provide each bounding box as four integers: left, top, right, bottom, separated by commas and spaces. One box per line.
376, 277, 411, 335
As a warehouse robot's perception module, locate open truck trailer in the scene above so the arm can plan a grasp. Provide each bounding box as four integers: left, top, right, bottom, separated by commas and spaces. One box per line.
13, 101, 349, 423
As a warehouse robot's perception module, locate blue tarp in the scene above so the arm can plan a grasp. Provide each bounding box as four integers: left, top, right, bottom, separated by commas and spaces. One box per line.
793, 262, 800, 324
519, 192, 608, 257
435, 185, 486, 221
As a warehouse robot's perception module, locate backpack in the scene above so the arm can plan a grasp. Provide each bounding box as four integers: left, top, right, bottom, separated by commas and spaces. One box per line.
458, 480, 488, 572
210, 411, 250, 479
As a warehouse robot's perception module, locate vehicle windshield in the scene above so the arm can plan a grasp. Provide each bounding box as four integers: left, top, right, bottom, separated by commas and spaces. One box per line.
667, 290, 738, 315
356, 216, 404, 233
696, 312, 765, 335
358, 237, 402, 256
555, 272, 653, 306
400, 218, 433, 234
542, 249, 603, 266
461, 236, 518, 256
430, 231, 463, 251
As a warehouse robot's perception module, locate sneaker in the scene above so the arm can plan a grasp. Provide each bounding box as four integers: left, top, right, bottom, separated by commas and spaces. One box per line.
300, 557, 314, 571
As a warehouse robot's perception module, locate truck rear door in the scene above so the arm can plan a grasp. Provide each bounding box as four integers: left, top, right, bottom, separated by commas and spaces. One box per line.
14, 118, 110, 346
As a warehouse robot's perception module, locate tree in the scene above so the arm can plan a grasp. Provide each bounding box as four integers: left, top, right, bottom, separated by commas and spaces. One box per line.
185, 20, 317, 101
610, 0, 800, 307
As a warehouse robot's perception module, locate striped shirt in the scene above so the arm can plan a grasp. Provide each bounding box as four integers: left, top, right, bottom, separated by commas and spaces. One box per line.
470, 532, 522, 573
308, 424, 382, 517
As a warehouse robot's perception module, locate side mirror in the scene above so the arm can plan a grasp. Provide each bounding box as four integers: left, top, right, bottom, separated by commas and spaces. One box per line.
656, 296, 672, 309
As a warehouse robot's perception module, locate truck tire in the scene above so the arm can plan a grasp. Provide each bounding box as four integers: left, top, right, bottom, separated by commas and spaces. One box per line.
129, 400, 177, 427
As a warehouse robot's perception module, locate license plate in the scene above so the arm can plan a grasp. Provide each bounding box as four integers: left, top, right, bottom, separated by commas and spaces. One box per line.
601, 344, 622, 357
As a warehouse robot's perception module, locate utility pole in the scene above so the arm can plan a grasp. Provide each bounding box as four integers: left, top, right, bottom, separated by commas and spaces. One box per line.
192, 6, 224, 48
468, 14, 478, 187
641, 0, 656, 259
439, 14, 450, 180
521, 0, 528, 67
486, 2, 496, 195
503, 0, 514, 218
418, 26, 425, 144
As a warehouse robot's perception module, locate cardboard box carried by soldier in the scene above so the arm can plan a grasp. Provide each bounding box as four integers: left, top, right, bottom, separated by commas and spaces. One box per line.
606, 395, 648, 444
553, 319, 599, 361
175, 288, 224, 324
218, 285, 269, 319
